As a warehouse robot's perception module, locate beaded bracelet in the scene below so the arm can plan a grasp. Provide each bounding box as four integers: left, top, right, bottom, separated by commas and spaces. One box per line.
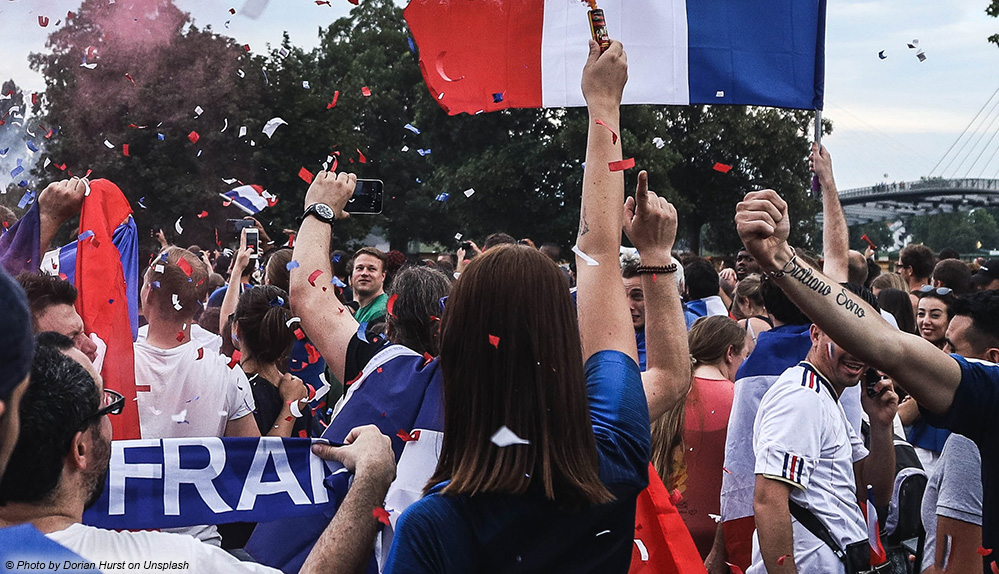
636, 263, 678, 275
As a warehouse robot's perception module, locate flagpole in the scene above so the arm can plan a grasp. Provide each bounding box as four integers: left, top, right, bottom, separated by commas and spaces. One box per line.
811, 109, 823, 198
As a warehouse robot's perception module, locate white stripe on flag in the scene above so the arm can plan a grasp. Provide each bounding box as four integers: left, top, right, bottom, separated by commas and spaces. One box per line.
540, 0, 689, 108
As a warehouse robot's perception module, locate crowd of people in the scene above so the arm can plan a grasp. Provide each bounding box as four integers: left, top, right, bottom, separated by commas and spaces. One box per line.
0, 39, 997, 574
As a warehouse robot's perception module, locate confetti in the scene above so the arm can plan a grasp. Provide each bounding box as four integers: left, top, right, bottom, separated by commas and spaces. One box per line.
262, 117, 288, 138
157, 133, 165, 141
397, 429, 420, 442
372, 507, 391, 525
652, 137, 666, 149
294, 328, 306, 341
435, 52, 464, 82
194, 105, 204, 116
327, 90, 340, 109
435, 192, 450, 202
171, 409, 188, 423
725, 563, 745, 574
608, 158, 636, 172
177, 258, 193, 277
463, 188, 475, 198
302, 81, 311, 89
907, 39, 919, 49
488, 335, 500, 348
38, 15, 50, 27
197, 348, 205, 360
572, 244, 599, 266
186, 131, 200, 144
286, 317, 302, 328
777, 554, 791, 566
122, 144, 130, 157
492, 92, 504, 103
308, 269, 323, 286
290, 399, 304, 418
228, 350, 241, 368
331, 276, 346, 288
633, 539, 649, 562
916, 50, 926, 62
299, 167, 314, 184
238, 126, 247, 138
594, 119, 618, 144
243, 44, 251, 52
708, 513, 721, 523
668, 489, 682, 505
154, 264, 165, 274
454, 233, 463, 241
103, 139, 114, 149
979, 547, 994, 556
490, 425, 529, 447
404, 123, 421, 134
172, 294, 183, 311
174, 217, 184, 235
357, 149, 367, 163
197, 211, 209, 218
417, 148, 432, 156
286, 260, 301, 271
361, 86, 372, 97
175, 330, 185, 341
713, 162, 732, 173
878, 50, 887, 60
221, 119, 229, 133
305, 343, 321, 364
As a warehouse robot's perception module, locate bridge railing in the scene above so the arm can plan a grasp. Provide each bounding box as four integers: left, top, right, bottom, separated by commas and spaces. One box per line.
839, 178, 999, 199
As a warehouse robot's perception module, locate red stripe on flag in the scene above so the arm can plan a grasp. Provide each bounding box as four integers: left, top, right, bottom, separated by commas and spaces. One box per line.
404, 0, 543, 115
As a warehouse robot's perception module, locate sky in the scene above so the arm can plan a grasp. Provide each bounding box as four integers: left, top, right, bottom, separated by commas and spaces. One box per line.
0, 0, 997, 190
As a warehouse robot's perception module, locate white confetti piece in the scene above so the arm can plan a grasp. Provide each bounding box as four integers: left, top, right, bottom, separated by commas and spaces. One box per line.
83, 179, 91, 197
286, 316, 302, 328
218, 411, 229, 417
463, 188, 475, 198
194, 105, 204, 116
454, 233, 463, 241
490, 425, 530, 447
221, 118, 229, 133
907, 39, 919, 49
81, 62, 97, 70
314, 373, 332, 403
174, 216, 183, 235
237, 69, 245, 78
302, 81, 310, 89
262, 117, 287, 138
103, 139, 114, 149
715, 90, 724, 98
634, 539, 649, 562
149, 407, 163, 416
222, 177, 238, 184
290, 399, 303, 418
572, 244, 599, 266
652, 137, 665, 149
708, 513, 721, 523
172, 293, 182, 311
154, 264, 165, 274
595, 530, 610, 537
171, 409, 188, 423
401, 145, 409, 152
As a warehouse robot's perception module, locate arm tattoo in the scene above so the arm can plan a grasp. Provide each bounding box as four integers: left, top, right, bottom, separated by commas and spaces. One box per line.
785, 259, 865, 318
578, 206, 590, 237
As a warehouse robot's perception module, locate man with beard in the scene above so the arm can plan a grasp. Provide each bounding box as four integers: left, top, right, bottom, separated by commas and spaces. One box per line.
0, 333, 397, 573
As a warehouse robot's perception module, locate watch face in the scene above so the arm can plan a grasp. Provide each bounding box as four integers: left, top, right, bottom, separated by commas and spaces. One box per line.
315, 204, 335, 220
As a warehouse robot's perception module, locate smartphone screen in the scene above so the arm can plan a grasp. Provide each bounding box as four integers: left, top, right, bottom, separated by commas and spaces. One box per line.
348, 179, 384, 214
245, 228, 259, 259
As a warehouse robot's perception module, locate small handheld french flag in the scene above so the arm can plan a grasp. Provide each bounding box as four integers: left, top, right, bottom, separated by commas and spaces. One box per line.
864, 484, 887, 565
219, 184, 278, 215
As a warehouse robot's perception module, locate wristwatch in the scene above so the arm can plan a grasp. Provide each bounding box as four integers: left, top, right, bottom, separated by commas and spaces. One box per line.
300, 203, 336, 226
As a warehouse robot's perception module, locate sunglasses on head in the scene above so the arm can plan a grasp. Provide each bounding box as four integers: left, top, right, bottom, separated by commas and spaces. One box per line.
80, 388, 125, 428
919, 285, 952, 296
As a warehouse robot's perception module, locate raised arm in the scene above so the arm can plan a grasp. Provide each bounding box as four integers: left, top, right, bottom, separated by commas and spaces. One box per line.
289, 171, 360, 383
735, 190, 962, 414
38, 178, 88, 253
813, 144, 848, 283
219, 230, 251, 335
623, 172, 690, 420
575, 39, 636, 363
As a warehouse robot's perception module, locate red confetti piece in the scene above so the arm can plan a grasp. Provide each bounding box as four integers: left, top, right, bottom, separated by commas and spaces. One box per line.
197, 211, 209, 218
668, 488, 682, 505
308, 269, 323, 286
197, 347, 204, 360
652, 273, 657, 283
187, 131, 200, 144
122, 144, 130, 157
723, 467, 732, 474
176, 331, 185, 342
594, 119, 618, 144
361, 86, 372, 97
488, 334, 500, 348
229, 7, 236, 14
422, 352, 433, 366
386, 293, 398, 316
991, 561, 998, 574
243, 44, 251, 52
316, 0, 331, 4
326, 90, 340, 109
298, 430, 308, 438
376, 367, 383, 373
608, 158, 636, 172
725, 563, 745, 574
305, 343, 321, 364
124, 73, 135, 86
979, 547, 994, 556
396, 429, 421, 442
306, 384, 317, 401
285, 416, 294, 422
294, 328, 306, 341
299, 167, 314, 184
38, 15, 49, 27
713, 162, 732, 173
357, 149, 367, 163
177, 258, 193, 277
228, 350, 242, 368
777, 554, 791, 566
372, 507, 390, 525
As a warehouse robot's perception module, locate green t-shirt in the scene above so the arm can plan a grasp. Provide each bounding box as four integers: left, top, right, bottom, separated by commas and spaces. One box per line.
354, 292, 389, 324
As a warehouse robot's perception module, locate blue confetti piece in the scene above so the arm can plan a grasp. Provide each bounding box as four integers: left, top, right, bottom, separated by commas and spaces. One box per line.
0, 147, 8, 157
492, 93, 504, 103
417, 148, 432, 157
269, 296, 286, 307
151, 281, 161, 288
157, 133, 165, 141
416, 178, 422, 184
109, 299, 114, 304
286, 260, 301, 271
332, 254, 341, 263
78, 230, 94, 241
10, 165, 24, 178
404, 123, 421, 134
17, 190, 34, 209
435, 192, 450, 202
17, 180, 28, 188
138, 197, 147, 209
26, 141, 38, 152
331, 276, 346, 288
407, 37, 416, 53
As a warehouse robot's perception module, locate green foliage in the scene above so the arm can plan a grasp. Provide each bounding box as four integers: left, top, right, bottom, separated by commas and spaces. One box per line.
908, 208, 999, 252
989, 0, 999, 47
848, 221, 894, 252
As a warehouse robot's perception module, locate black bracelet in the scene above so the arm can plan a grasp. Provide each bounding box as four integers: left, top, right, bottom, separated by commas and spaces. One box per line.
636, 263, 677, 275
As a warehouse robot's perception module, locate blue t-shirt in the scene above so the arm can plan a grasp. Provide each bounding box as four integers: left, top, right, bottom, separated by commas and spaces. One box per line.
920, 355, 999, 574
635, 329, 647, 372
384, 350, 651, 574
0, 524, 101, 573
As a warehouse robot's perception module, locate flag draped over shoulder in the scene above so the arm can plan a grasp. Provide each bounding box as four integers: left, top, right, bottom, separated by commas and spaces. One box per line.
630, 464, 708, 574
76, 179, 140, 440
404, 0, 826, 115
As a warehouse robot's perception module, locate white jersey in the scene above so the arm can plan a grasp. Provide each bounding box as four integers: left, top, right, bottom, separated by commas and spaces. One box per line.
137, 323, 223, 356
747, 362, 868, 574
48, 523, 278, 574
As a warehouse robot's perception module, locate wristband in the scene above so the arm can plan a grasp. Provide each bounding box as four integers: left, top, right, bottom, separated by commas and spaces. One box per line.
636, 263, 677, 275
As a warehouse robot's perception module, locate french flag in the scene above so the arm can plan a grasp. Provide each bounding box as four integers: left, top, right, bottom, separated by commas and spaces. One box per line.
220, 184, 278, 215
864, 484, 888, 566
404, 0, 826, 116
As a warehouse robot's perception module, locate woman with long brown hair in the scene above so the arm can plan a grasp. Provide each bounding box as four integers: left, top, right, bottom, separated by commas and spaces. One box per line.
382, 40, 688, 573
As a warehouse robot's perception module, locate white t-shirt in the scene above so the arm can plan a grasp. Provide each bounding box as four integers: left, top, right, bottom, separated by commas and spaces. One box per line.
137, 324, 223, 356
747, 362, 869, 574
134, 340, 254, 439
47, 523, 278, 573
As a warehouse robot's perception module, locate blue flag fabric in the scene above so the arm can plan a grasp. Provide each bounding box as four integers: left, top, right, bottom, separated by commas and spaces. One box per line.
0, 524, 101, 574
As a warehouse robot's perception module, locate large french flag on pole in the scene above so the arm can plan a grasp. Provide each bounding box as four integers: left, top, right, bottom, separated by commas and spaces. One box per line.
404, 0, 826, 116
220, 184, 277, 215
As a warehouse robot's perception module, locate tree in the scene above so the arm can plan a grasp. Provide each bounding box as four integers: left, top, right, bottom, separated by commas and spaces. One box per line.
988, 0, 999, 47
908, 208, 999, 253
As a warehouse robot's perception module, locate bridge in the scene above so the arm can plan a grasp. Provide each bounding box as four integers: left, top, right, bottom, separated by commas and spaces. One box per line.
834, 178, 999, 225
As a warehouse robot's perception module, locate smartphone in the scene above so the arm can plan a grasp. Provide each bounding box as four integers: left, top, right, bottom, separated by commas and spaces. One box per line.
864, 368, 886, 398
460, 241, 473, 252
347, 179, 384, 214
245, 228, 259, 259
226, 219, 255, 234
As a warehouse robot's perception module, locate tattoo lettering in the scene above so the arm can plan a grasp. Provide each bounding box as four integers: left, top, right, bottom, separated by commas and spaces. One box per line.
836, 288, 866, 318
787, 261, 832, 297
578, 206, 590, 237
